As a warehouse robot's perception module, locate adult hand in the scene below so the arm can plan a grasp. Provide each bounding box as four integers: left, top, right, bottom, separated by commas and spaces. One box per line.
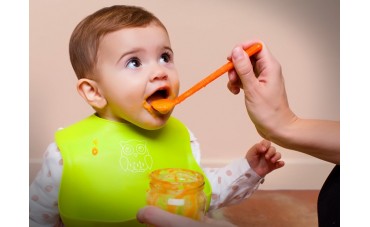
227, 40, 339, 164
136, 206, 236, 227
227, 40, 296, 141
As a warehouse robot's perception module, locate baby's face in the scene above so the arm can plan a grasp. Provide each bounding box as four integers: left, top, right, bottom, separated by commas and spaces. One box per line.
94, 23, 179, 130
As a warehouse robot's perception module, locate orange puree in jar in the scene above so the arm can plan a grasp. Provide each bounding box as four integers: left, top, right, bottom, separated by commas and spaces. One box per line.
146, 168, 206, 220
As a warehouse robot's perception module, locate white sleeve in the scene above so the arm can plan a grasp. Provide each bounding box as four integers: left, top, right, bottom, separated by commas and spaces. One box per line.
188, 129, 201, 165
203, 158, 264, 210
187, 129, 264, 211
29, 142, 63, 227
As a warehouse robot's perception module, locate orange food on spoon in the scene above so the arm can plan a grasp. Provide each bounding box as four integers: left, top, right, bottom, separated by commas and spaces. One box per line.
146, 43, 263, 114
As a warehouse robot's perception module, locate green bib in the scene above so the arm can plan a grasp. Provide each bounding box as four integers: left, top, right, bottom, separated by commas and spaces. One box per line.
55, 115, 211, 227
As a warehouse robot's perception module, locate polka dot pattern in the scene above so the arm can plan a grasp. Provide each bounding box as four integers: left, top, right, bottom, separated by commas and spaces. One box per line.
31, 195, 39, 201
42, 213, 50, 220
232, 185, 239, 191
226, 170, 233, 176
45, 185, 53, 192
30, 143, 63, 226
205, 158, 264, 211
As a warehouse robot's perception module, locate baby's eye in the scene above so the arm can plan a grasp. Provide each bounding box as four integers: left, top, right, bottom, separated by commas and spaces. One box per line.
126, 57, 141, 69
159, 52, 172, 64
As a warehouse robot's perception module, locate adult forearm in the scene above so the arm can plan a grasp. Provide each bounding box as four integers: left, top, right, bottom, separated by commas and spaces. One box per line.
270, 118, 340, 164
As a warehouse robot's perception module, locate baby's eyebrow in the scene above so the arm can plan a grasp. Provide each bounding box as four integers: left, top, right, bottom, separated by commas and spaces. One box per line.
116, 48, 143, 65
163, 46, 173, 54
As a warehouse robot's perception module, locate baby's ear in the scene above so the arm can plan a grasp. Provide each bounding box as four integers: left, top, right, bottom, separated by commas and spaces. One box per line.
77, 79, 107, 109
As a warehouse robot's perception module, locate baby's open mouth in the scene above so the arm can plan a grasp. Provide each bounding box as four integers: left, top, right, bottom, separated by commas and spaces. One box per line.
144, 87, 175, 115
146, 87, 170, 104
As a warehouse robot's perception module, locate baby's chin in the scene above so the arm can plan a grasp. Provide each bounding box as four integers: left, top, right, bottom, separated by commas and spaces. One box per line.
136, 115, 171, 131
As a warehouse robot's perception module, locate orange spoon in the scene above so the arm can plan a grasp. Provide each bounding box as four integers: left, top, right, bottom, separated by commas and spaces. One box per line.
148, 43, 262, 114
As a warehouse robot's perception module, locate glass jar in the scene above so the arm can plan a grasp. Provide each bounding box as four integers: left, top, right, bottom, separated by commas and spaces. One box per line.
147, 168, 207, 220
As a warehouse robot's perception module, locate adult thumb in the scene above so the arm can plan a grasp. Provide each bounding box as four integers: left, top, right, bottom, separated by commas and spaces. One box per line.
231, 46, 257, 88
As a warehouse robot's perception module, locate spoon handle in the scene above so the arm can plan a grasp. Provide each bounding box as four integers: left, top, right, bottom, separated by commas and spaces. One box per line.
175, 43, 262, 104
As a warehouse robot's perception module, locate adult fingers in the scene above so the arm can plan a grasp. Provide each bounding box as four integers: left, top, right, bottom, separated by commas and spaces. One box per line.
137, 206, 208, 227
230, 46, 257, 89
227, 69, 242, 94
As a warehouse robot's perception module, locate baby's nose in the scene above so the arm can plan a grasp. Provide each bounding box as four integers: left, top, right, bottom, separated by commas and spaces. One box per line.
150, 66, 168, 81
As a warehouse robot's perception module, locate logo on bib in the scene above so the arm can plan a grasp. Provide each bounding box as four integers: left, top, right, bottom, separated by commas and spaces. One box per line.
119, 140, 153, 173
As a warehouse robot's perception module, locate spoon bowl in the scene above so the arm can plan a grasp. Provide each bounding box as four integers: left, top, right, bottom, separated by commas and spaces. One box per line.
150, 99, 177, 114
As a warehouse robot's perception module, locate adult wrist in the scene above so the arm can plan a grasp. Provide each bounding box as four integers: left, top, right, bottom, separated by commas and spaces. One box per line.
261, 110, 298, 148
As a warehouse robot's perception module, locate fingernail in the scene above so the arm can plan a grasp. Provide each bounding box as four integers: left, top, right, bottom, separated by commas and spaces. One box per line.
136, 208, 145, 223
233, 47, 245, 60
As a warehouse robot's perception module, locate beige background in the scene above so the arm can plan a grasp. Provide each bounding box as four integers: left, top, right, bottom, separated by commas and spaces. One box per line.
30, 0, 339, 189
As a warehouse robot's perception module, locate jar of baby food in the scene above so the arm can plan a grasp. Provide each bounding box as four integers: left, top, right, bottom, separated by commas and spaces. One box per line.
147, 168, 207, 220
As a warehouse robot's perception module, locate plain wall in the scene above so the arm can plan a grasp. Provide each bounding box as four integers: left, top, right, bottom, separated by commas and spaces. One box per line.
30, 0, 339, 189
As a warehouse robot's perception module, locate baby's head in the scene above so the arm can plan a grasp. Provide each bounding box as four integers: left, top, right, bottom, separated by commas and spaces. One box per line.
69, 5, 180, 130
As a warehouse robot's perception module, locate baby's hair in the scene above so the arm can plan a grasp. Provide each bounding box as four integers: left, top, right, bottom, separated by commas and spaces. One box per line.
69, 5, 167, 79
